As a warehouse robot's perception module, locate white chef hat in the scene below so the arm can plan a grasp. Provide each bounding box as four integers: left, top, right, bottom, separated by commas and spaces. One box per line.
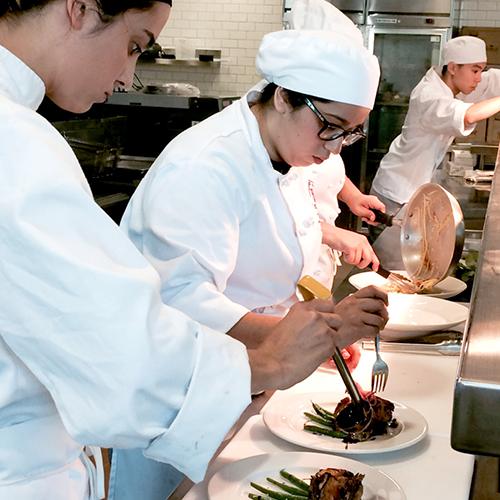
256, 1, 380, 109
290, 0, 363, 45
442, 36, 487, 66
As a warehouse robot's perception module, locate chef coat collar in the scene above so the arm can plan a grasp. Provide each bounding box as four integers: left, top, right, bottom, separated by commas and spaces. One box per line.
0, 44, 45, 110
430, 66, 454, 96
245, 80, 292, 177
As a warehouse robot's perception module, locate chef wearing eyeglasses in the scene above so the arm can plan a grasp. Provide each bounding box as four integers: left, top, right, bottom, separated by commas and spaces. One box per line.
121, 1, 386, 338
114, 4, 388, 497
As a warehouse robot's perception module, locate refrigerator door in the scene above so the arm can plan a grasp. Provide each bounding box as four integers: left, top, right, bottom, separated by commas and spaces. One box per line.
363, 27, 449, 189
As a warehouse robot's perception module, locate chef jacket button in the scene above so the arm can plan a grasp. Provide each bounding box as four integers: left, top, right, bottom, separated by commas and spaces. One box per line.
302, 217, 314, 228
298, 229, 307, 237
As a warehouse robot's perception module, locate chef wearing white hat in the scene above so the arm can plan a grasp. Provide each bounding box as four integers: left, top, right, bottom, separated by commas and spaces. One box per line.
370, 35, 500, 222
113, 4, 389, 497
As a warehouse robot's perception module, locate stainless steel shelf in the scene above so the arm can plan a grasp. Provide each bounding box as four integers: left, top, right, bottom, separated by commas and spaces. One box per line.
138, 58, 222, 67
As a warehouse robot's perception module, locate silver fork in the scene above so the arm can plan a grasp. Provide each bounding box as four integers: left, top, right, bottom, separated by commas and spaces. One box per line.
371, 335, 389, 392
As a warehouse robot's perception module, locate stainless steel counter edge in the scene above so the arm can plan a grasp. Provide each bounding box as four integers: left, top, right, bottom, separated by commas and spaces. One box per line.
452, 147, 500, 455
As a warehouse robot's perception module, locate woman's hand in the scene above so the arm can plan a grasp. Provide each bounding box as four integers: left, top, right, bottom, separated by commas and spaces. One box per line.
248, 299, 343, 392
341, 344, 361, 371
333, 285, 389, 348
321, 222, 380, 270
348, 193, 386, 225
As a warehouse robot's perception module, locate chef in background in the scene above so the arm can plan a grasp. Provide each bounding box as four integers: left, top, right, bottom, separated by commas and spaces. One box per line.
116, 3, 388, 497
370, 35, 500, 237
0, 1, 355, 499
288, 0, 386, 276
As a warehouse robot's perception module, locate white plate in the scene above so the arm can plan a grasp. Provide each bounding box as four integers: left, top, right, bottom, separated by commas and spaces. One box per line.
207, 451, 405, 499
262, 392, 427, 455
381, 293, 468, 341
348, 271, 467, 299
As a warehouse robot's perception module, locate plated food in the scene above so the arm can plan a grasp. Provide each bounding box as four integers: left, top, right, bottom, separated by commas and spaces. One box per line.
207, 451, 405, 499
249, 467, 364, 500
348, 270, 467, 299
263, 392, 427, 454
304, 393, 398, 444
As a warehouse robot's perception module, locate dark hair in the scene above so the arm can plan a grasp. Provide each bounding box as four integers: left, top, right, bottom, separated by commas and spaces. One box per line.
0, 0, 172, 19
441, 63, 464, 76
258, 82, 329, 110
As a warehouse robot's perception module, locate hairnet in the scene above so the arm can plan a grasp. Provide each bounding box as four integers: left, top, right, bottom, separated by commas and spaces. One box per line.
442, 36, 487, 66
256, 0, 380, 109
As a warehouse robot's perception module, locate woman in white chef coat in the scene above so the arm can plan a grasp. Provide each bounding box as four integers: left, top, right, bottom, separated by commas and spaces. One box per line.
117, 8, 388, 496
0, 2, 374, 499
370, 35, 500, 221
122, 11, 386, 342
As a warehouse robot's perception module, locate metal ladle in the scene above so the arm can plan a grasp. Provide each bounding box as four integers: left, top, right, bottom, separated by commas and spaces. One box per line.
297, 276, 373, 435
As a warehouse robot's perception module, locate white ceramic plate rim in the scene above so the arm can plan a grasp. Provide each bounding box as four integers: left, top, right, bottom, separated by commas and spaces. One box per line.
207, 451, 406, 500
262, 391, 428, 455
382, 293, 468, 332
348, 271, 467, 299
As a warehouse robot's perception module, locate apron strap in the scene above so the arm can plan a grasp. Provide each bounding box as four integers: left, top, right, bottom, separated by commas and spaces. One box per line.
81, 446, 105, 500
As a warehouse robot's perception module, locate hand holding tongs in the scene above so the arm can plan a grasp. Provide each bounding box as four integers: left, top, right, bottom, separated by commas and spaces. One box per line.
297, 276, 372, 431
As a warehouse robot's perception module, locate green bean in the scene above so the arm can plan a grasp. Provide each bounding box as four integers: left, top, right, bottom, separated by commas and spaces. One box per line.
279, 470, 310, 492
265, 477, 308, 497
303, 411, 334, 427
248, 493, 271, 500
250, 482, 306, 500
312, 401, 336, 420
303, 424, 348, 439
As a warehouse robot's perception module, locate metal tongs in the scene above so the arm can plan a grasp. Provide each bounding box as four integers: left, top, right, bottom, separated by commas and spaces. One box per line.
297, 276, 373, 435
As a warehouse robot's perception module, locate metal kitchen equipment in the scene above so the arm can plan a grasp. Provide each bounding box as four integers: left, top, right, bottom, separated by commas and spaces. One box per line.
375, 183, 465, 286
451, 158, 500, 458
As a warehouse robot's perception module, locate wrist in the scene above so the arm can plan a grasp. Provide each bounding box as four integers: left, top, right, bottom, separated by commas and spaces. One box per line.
247, 348, 284, 393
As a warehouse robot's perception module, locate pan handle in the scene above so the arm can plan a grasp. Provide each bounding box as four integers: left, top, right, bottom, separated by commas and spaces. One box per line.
372, 209, 394, 227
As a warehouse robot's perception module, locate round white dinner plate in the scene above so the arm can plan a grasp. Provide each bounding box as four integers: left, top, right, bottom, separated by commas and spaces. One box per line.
262, 392, 427, 455
207, 451, 405, 499
380, 293, 468, 341
348, 270, 467, 299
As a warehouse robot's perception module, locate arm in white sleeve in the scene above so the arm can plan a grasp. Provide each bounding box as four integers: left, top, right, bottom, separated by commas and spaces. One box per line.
122, 154, 251, 333
0, 113, 251, 482
417, 92, 474, 136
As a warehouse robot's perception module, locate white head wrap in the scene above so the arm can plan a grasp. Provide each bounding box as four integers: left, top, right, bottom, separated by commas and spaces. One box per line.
442, 36, 487, 66
256, 0, 380, 109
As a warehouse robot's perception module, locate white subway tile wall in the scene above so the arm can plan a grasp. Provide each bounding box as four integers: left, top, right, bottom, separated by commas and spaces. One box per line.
135, 0, 284, 97
135, 0, 499, 97
457, 0, 500, 27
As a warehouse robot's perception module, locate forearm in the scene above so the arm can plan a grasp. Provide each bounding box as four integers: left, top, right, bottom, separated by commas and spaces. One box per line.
227, 311, 281, 348
338, 177, 361, 207
464, 97, 500, 126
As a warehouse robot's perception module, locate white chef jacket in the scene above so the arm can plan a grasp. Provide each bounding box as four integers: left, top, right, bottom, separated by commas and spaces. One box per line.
371, 66, 477, 204
0, 44, 251, 499
121, 85, 345, 330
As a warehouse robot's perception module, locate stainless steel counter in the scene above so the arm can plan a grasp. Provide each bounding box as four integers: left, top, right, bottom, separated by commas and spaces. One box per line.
452, 149, 500, 456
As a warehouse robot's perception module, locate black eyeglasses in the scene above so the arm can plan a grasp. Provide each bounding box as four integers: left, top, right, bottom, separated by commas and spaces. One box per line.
303, 97, 366, 145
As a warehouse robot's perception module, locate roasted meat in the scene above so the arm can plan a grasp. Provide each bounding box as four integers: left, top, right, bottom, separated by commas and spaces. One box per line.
308, 468, 364, 500
334, 393, 396, 439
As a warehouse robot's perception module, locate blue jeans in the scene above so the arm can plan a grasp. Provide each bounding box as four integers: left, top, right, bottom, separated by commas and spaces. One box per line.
108, 449, 185, 500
